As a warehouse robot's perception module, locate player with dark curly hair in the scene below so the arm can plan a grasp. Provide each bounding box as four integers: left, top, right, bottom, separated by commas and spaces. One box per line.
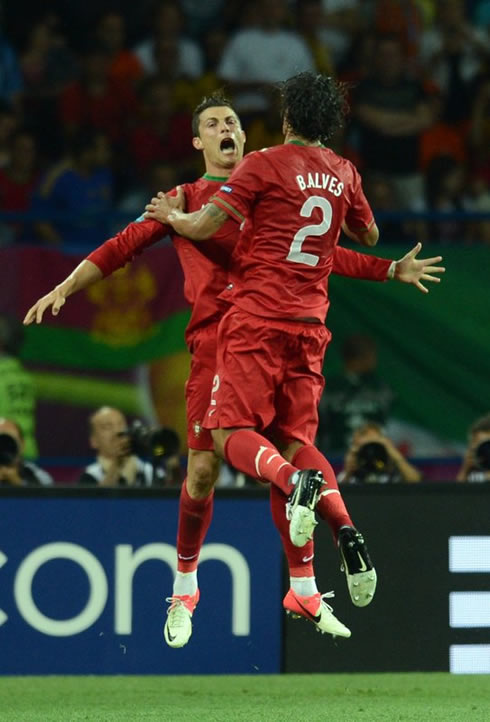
278, 71, 348, 146
146, 71, 384, 639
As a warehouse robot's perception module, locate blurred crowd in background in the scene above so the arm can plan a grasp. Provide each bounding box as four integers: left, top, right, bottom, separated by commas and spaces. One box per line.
0, 0, 489, 247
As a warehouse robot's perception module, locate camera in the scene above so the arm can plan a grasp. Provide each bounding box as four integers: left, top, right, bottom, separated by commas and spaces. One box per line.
119, 420, 180, 461
356, 441, 388, 475
474, 439, 490, 471
0, 433, 20, 466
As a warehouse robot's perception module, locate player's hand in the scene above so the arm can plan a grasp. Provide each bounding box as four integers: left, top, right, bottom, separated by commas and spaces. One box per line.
164, 186, 185, 212
23, 286, 68, 325
144, 193, 175, 224
394, 243, 445, 293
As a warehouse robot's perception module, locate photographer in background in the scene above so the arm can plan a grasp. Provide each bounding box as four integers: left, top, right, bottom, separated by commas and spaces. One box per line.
0, 418, 52, 487
457, 413, 490, 483
339, 422, 421, 485
78, 406, 180, 487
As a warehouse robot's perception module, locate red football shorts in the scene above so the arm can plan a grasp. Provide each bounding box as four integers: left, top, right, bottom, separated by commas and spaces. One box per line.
204, 308, 331, 445
185, 323, 218, 451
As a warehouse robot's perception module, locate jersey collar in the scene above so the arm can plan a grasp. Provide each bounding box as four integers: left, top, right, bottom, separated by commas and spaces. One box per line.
286, 140, 325, 148
202, 173, 229, 181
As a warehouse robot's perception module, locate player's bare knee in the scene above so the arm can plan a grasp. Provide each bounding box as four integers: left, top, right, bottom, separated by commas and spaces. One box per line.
212, 427, 248, 459
187, 466, 216, 497
211, 429, 227, 458
187, 450, 219, 498
283, 440, 305, 463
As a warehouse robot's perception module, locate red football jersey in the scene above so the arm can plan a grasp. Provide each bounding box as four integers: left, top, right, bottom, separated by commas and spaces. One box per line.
211, 143, 375, 322
87, 175, 237, 346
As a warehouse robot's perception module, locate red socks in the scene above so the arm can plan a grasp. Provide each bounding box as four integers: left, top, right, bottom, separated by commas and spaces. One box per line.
224, 430, 297, 494
291, 444, 353, 540
176, 478, 214, 572
269, 483, 314, 577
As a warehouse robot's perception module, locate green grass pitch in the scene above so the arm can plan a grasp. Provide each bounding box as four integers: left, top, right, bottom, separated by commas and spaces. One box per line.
0, 673, 488, 721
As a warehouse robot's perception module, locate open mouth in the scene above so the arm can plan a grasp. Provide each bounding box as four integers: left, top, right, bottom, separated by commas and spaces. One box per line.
220, 138, 236, 154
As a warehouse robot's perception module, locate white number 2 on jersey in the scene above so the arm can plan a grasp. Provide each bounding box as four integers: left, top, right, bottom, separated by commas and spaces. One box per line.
286, 196, 333, 267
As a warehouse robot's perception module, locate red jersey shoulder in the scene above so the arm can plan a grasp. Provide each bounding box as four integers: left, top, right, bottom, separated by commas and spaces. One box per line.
230, 149, 271, 174
265, 144, 356, 173
182, 177, 227, 212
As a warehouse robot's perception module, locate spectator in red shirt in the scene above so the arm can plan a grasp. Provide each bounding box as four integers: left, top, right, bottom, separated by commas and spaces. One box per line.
93, 11, 144, 87
128, 78, 194, 178
20, 13, 78, 161
0, 130, 39, 243
59, 47, 137, 145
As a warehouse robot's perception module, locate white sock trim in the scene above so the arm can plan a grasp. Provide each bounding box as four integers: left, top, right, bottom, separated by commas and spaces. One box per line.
254, 445, 269, 477
290, 576, 318, 597
173, 570, 198, 596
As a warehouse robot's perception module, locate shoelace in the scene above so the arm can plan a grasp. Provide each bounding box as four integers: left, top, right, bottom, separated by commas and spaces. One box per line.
320, 590, 336, 613
165, 596, 190, 628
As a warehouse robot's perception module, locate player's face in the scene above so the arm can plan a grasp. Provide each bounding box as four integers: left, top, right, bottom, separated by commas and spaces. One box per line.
194, 106, 246, 170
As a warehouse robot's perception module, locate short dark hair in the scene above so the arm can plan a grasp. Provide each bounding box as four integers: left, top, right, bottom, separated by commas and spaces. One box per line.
470, 413, 490, 437
192, 93, 239, 137
279, 72, 347, 145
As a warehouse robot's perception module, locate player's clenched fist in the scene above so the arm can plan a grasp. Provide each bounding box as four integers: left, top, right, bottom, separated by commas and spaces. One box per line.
23, 286, 68, 325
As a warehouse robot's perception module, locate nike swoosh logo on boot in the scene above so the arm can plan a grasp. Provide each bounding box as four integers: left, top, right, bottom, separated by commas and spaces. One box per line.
357, 551, 368, 572
295, 598, 322, 624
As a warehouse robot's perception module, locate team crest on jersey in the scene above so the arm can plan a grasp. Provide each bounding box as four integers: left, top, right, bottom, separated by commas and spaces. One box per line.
220, 185, 233, 193
193, 420, 202, 437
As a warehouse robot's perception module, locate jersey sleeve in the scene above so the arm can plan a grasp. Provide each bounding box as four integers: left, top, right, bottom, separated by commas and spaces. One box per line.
87, 184, 187, 275
332, 245, 391, 281
210, 152, 265, 223
86, 217, 169, 276
344, 164, 375, 232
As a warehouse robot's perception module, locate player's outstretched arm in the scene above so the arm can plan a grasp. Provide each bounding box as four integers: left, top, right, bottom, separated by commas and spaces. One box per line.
342, 221, 379, 247
392, 243, 445, 293
23, 260, 102, 325
24, 208, 170, 326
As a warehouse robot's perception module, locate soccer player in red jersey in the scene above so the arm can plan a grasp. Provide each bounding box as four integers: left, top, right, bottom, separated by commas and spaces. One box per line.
146, 73, 445, 636
24, 92, 444, 645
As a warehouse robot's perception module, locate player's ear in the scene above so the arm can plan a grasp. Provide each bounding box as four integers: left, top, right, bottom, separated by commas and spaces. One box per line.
192, 136, 204, 151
